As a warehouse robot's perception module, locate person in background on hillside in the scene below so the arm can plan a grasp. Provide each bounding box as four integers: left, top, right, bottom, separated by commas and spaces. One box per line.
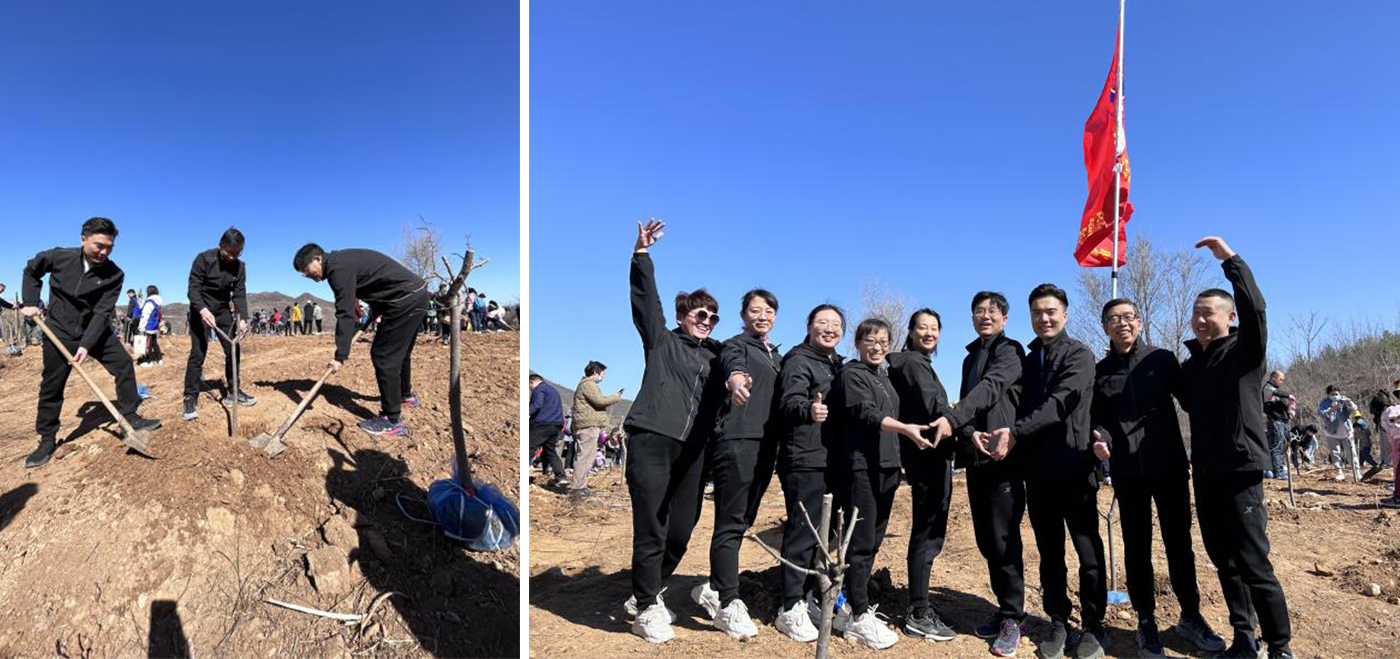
1262, 370, 1294, 480
1289, 424, 1320, 472
1354, 412, 1382, 478
529, 372, 568, 487
123, 288, 140, 345
290, 301, 303, 336
1091, 298, 1225, 657
1379, 383, 1400, 507
424, 293, 438, 335
19, 217, 162, 468
302, 299, 314, 335
1179, 236, 1292, 659
465, 288, 478, 331
136, 285, 164, 367
1369, 387, 1396, 469
1317, 385, 1361, 482
181, 228, 255, 420
435, 284, 454, 343
313, 301, 324, 334
485, 300, 508, 331
621, 219, 725, 644
569, 360, 623, 497
473, 290, 489, 332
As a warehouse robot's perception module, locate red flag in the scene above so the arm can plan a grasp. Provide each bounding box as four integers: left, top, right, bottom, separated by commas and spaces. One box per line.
1075, 35, 1132, 267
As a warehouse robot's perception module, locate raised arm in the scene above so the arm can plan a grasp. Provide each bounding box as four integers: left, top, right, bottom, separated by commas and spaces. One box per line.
1197, 237, 1266, 370
629, 220, 670, 349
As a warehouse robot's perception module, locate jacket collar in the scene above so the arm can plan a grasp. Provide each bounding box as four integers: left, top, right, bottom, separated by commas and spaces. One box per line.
793, 340, 842, 366
1185, 326, 1238, 357
672, 326, 721, 350
965, 331, 1005, 354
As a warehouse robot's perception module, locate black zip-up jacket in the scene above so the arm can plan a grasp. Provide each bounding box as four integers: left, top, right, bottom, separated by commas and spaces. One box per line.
834, 359, 902, 470
22, 247, 123, 351
323, 249, 425, 362
945, 332, 1025, 468
187, 248, 250, 320
622, 252, 724, 443
776, 341, 843, 471
714, 331, 782, 440
1014, 334, 1096, 476
1090, 340, 1190, 479
1181, 255, 1271, 473
1262, 382, 1292, 423
887, 349, 954, 464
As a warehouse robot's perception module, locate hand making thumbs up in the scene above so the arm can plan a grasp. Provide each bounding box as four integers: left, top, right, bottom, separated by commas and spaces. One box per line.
1092, 429, 1111, 461
811, 391, 828, 423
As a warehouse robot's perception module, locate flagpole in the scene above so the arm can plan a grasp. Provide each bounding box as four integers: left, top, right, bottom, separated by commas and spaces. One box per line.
1111, 0, 1125, 299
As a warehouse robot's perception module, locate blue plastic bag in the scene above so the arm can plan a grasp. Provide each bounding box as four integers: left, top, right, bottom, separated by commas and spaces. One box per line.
426, 476, 520, 552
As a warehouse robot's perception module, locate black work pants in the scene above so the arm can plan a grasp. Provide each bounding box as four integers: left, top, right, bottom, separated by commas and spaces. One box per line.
707, 437, 777, 606
182, 310, 241, 398
529, 422, 565, 477
906, 454, 954, 617
627, 430, 707, 605
36, 331, 139, 436
845, 466, 900, 616
368, 290, 426, 421
966, 461, 1026, 621
1114, 469, 1202, 621
1025, 471, 1107, 626
1194, 471, 1291, 648
778, 467, 835, 608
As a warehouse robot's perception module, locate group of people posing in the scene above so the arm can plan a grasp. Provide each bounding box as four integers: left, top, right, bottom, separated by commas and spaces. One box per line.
13, 217, 444, 468
617, 220, 1295, 659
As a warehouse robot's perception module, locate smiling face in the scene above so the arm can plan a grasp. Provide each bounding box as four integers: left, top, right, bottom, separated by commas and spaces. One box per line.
1191, 295, 1235, 344
80, 232, 115, 265
807, 309, 844, 353
1030, 296, 1066, 340
742, 297, 776, 338
972, 299, 1007, 338
858, 328, 890, 366
680, 307, 717, 340
909, 312, 940, 355
1101, 303, 1141, 351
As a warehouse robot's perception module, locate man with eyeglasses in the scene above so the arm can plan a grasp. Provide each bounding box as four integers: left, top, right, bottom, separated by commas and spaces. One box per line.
182, 228, 256, 421
928, 291, 1027, 657
1090, 298, 1225, 657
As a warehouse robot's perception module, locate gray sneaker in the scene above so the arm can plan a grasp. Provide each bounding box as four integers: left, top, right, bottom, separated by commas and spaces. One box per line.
904, 609, 955, 641
992, 618, 1023, 657
1037, 617, 1068, 659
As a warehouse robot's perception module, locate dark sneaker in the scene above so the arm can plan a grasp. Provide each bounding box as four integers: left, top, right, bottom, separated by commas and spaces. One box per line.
358, 416, 407, 437
403, 395, 420, 408
992, 618, 1023, 657
1137, 618, 1165, 657
904, 609, 955, 641
123, 414, 162, 436
1175, 612, 1227, 653
25, 435, 57, 469
1037, 618, 1068, 659
182, 396, 199, 421
1217, 631, 1261, 658
1266, 646, 1294, 659
1380, 495, 1400, 508
1075, 623, 1107, 659
222, 390, 257, 407
568, 487, 595, 499
975, 616, 1003, 639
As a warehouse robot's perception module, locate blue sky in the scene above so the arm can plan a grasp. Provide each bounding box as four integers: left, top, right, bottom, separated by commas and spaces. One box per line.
0, 0, 519, 308
531, 0, 1399, 396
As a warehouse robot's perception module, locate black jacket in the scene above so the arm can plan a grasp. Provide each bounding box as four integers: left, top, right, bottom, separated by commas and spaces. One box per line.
714, 332, 782, 441
886, 349, 954, 466
1091, 341, 1190, 479
322, 249, 425, 362
945, 332, 1025, 469
187, 248, 250, 320
1014, 334, 1096, 477
622, 252, 724, 443
22, 247, 123, 350
776, 341, 843, 471
1181, 255, 1271, 473
834, 359, 902, 470
1262, 382, 1292, 423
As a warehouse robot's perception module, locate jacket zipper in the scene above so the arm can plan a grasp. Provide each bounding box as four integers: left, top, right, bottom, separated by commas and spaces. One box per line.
679, 368, 703, 439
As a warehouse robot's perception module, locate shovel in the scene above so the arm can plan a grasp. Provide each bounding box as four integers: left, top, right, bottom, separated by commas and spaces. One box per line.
249, 330, 359, 458
31, 315, 157, 458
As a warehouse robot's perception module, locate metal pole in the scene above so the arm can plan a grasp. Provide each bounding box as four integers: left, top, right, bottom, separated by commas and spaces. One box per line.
1110, 0, 1126, 299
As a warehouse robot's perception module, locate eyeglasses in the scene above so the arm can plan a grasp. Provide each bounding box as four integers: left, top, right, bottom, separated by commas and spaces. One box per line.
972, 308, 1002, 319
860, 337, 890, 348
689, 309, 719, 326
1102, 313, 1140, 325
812, 319, 843, 331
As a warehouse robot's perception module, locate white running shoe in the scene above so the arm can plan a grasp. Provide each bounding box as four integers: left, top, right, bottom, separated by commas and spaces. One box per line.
844, 607, 899, 650
776, 600, 819, 642
714, 598, 759, 639
631, 603, 675, 644
623, 591, 676, 622
807, 594, 853, 633
691, 581, 721, 619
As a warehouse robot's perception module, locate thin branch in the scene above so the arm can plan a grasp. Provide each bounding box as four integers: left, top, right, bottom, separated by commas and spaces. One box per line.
264, 598, 362, 623
744, 533, 821, 578
796, 500, 830, 557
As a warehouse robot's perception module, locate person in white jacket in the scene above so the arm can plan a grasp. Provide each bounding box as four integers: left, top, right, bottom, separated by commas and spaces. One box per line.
137, 285, 164, 367
1381, 382, 1400, 507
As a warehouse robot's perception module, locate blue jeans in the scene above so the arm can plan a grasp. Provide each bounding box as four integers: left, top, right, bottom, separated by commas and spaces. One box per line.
1266, 420, 1289, 477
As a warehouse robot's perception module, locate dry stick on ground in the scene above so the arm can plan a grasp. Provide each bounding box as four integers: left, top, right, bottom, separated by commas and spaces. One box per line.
744, 494, 859, 659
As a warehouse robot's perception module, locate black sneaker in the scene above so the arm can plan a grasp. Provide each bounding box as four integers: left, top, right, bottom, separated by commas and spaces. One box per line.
1175, 612, 1227, 653
1075, 623, 1107, 659
1037, 617, 1068, 659
1217, 631, 1261, 658
222, 390, 257, 407
975, 616, 1003, 639
1266, 646, 1294, 659
123, 414, 162, 436
568, 487, 596, 499
182, 396, 199, 421
1137, 618, 1165, 657
904, 609, 955, 641
25, 435, 57, 469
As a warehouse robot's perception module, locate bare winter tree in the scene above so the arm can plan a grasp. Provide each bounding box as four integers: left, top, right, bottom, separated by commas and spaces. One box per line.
1288, 310, 1331, 362
396, 217, 445, 281
858, 275, 911, 352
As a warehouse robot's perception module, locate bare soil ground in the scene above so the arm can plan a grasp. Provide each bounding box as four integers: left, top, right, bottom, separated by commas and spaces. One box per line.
529, 462, 1400, 658
0, 331, 519, 658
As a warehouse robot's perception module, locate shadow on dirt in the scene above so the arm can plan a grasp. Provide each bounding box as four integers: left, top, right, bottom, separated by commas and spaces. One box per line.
254, 379, 378, 419
148, 599, 191, 658
0, 483, 38, 534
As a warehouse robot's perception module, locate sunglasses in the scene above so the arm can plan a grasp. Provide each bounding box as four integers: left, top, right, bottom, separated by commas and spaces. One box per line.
689, 309, 719, 326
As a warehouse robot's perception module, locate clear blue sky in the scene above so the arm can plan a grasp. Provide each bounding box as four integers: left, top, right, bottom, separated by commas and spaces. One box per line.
0, 0, 519, 309
531, 0, 1399, 397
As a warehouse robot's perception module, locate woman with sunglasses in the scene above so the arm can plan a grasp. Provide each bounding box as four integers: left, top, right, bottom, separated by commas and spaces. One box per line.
692, 288, 782, 639
772, 303, 846, 643
886, 309, 957, 642
832, 317, 932, 650
622, 219, 726, 644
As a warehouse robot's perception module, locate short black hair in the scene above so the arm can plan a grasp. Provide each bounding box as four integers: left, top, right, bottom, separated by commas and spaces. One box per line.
528, 372, 543, 382
584, 360, 607, 377
146, 285, 158, 296
674, 288, 719, 319
1197, 288, 1235, 310
1029, 283, 1069, 309
740, 288, 779, 313
1100, 298, 1138, 321
126, 289, 135, 295
1326, 384, 1340, 394
81, 217, 118, 238
803, 304, 847, 346
854, 317, 892, 345
220, 227, 245, 250
971, 291, 1008, 316
293, 243, 324, 272
904, 308, 942, 353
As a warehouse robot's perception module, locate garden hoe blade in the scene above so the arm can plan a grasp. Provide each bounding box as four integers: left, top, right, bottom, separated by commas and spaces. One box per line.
249, 364, 335, 458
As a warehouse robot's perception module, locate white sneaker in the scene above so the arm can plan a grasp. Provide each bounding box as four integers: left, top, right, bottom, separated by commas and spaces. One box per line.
631, 603, 675, 644
624, 591, 677, 622
844, 607, 899, 650
691, 581, 721, 619
1335, 471, 1345, 481
714, 598, 759, 639
807, 594, 852, 633
775, 600, 819, 643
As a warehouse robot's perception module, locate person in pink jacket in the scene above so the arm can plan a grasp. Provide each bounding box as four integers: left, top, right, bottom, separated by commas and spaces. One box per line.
1381, 380, 1400, 507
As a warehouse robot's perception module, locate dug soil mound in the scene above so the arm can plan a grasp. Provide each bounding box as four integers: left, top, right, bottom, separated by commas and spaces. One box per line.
530, 463, 1400, 658
0, 331, 519, 658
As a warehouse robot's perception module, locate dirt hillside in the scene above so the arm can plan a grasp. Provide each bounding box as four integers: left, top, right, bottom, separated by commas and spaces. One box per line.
0, 330, 520, 658
529, 463, 1400, 658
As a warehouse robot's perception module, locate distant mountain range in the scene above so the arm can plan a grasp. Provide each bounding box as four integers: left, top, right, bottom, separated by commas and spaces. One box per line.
541, 375, 633, 428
